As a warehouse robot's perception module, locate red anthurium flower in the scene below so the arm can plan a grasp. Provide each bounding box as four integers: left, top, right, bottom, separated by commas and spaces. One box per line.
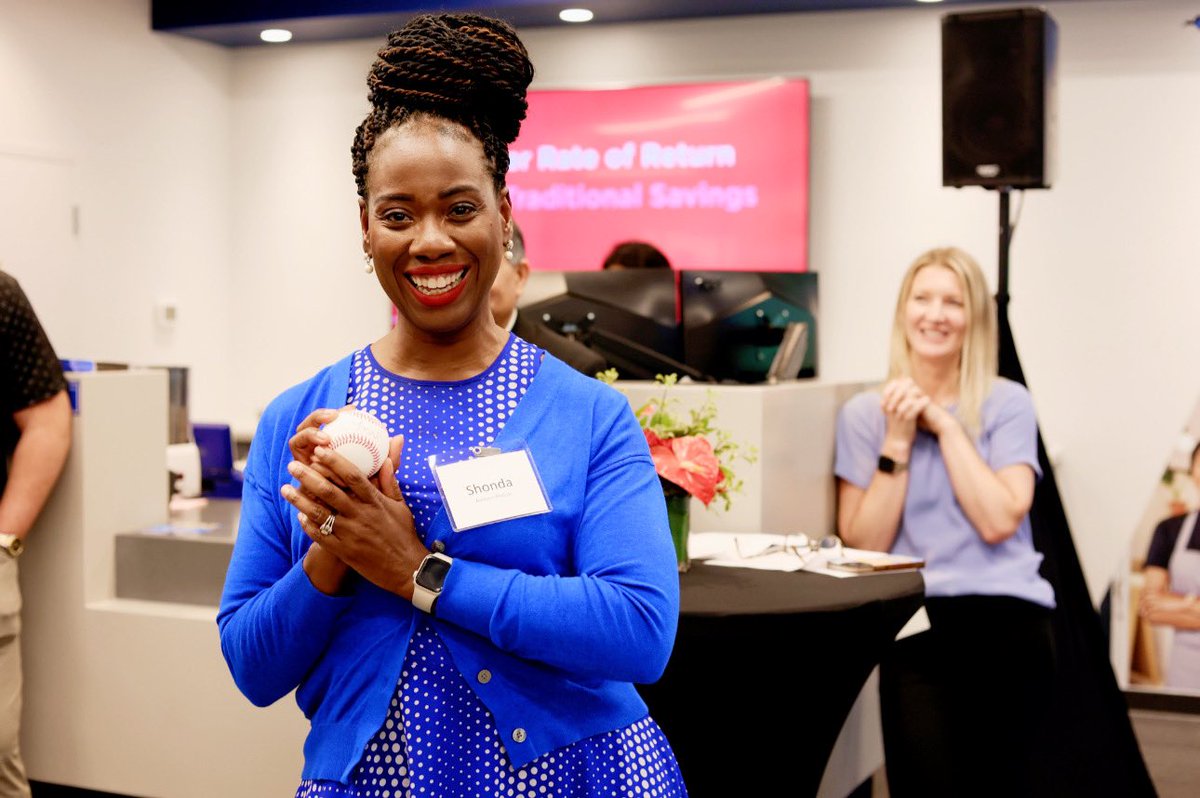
647, 434, 723, 506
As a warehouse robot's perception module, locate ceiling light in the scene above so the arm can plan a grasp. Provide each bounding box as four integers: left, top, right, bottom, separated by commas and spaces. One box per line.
260, 29, 293, 43
559, 9, 594, 23
916, 0, 945, 4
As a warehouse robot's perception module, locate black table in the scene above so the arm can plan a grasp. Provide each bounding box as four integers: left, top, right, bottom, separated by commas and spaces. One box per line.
637, 564, 924, 797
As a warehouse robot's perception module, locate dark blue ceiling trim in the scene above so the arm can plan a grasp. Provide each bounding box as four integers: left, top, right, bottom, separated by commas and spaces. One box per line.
151, 1, 531, 29
150, 1, 1077, 47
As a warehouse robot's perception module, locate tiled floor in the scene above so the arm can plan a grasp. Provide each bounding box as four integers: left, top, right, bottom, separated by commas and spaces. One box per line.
1130, 709, 1200, 798
867, 708, 1198, 798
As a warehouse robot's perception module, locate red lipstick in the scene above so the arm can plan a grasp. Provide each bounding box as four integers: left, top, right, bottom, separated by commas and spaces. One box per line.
404, 266, 470, 308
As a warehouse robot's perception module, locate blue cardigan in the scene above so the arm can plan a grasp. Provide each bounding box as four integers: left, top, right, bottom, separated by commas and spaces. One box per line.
217, 352, 680, 781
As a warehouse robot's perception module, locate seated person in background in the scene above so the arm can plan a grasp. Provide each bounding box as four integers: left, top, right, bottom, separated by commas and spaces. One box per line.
602, 241, 671, 271
1141, 441, 1200, 691
835, 246, 1055, 798
490, 222, 607, 376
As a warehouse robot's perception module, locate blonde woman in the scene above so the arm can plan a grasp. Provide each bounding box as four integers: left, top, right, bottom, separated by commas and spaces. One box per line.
834, 247, 1055, 797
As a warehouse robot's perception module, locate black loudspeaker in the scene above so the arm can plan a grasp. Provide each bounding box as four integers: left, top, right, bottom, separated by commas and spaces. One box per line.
942, 8, 1057, 189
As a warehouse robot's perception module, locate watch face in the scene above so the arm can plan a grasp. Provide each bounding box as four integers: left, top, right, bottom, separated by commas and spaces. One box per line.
416, 556, 451, 591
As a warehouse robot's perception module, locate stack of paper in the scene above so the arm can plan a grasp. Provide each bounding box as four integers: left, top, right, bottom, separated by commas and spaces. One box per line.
688, 532, 923, 577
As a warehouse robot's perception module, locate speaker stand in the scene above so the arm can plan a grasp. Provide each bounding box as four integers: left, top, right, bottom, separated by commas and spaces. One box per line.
989, 187, 1156, 796
997, 187, 1012, 321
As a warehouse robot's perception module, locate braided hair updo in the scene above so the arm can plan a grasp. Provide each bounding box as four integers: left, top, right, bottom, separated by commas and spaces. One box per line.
351, 14, 534, 198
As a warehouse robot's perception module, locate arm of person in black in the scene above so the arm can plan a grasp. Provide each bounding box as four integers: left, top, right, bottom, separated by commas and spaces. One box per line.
0, 272, 71, 544
1141, 514, 1200, 630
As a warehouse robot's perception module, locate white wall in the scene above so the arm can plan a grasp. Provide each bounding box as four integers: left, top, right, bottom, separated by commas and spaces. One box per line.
228, 41, 381, 423
0, 0, 235, 422
4, 0, 1199, 601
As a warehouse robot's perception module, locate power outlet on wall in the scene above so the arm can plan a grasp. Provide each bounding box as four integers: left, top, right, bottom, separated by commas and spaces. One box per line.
154, 299, 178, 330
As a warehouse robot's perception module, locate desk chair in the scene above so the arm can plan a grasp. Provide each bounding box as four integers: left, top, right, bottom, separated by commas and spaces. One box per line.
192, 423, 244, 499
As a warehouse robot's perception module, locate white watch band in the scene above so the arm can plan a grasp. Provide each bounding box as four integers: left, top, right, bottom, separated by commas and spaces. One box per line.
0, 533, 23, 558
412, 553, 452, 614
411, 581, 438, 614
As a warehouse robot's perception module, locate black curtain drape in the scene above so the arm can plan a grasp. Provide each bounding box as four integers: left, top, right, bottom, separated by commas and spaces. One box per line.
997, 299, 1156, 796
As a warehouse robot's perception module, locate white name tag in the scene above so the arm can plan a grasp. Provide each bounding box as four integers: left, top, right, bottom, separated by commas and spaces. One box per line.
431, 448, 552, 532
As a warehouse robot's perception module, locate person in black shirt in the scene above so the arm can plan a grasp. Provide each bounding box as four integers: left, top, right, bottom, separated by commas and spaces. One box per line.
0, 269, 71, 796
1142, 441, 1200, 691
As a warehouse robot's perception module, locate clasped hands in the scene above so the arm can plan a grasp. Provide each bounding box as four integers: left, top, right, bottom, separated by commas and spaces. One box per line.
281, 407, 427, 599
1139, 590, 1197, 619
880, 377, 958, 448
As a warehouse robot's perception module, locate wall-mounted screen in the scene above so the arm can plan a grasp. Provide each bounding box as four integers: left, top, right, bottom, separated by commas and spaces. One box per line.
509, 78, 810, 273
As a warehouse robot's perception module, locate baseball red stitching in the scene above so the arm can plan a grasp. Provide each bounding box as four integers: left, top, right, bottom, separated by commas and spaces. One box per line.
330, 429, 385, 473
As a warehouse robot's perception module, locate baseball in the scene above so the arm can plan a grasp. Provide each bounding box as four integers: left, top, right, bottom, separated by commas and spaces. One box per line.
322, 409, 390, 477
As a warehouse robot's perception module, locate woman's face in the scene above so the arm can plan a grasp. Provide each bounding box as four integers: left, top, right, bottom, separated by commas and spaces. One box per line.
359, 118, 511, 338
904, 264, 968, 365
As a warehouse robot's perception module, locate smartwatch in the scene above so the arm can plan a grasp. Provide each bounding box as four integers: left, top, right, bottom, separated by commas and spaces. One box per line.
0, 533, 24, 558
412, 552, 453, 614
877, 455, 908, 475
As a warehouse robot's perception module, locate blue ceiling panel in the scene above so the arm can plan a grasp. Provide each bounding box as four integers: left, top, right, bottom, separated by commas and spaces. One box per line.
151, 0, 1067, 47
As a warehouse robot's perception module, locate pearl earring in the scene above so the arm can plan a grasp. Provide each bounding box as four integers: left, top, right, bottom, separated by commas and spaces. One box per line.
504, 239, 514, 262
363, 253, 374, 274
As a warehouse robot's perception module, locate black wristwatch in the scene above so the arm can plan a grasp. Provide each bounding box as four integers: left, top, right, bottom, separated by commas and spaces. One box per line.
412, 552, 453, 614
878, 455, 908, 475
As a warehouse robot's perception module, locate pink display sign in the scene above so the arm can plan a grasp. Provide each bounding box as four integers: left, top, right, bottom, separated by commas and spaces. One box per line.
508, 79, 810, 272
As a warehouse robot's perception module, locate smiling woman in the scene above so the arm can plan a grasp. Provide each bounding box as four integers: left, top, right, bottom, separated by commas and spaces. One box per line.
217, 13, 685, 798
834, 246, 1055, 797
362, 120, 510, 338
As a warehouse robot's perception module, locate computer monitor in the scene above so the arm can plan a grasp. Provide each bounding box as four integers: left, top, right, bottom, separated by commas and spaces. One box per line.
681, 271, 818, 384
521, 270, 705, 380
192, 422, 243, 498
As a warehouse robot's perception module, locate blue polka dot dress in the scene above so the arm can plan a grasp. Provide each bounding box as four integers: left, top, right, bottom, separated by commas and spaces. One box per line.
296, 334, 687, 798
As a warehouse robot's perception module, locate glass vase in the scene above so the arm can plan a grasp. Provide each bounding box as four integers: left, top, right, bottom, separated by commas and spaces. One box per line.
665, 493, 691, 573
